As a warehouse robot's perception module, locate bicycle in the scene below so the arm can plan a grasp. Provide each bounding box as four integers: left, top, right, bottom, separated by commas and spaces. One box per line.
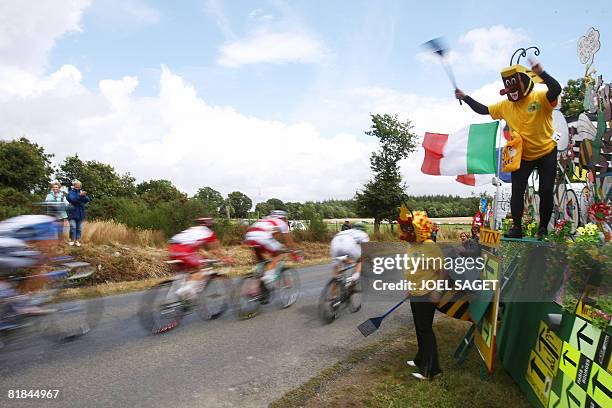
138, 259, 232, 334
1, 258, 103, 348
318, 256, 361, 324
233, 250, 301, 320
550, 159, 581, 234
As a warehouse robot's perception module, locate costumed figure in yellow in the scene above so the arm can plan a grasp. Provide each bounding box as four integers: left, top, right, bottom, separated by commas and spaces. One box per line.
400, 209, 444, 380
455, 57, 562, 239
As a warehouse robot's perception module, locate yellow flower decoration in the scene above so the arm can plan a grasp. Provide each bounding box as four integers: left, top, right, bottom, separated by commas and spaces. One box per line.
412, 210, 433, 243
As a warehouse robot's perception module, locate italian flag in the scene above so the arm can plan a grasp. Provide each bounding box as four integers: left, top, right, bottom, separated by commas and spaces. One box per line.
421, 122, 498, 176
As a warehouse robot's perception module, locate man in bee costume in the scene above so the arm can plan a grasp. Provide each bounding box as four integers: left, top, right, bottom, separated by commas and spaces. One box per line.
455, 58, 562, 239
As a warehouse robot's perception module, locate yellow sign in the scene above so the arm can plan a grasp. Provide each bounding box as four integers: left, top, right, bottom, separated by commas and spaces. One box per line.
569, 317, 602, 361
536, 321, 562, 375
559, 373, 586, 408
576, 300, 597, 322
472, 251, 501, 374
588, 363, 612, 407
559, 342, 581, 381
547, 390, 559, 408
480, 228, 501, 248
526, 350, 554, 406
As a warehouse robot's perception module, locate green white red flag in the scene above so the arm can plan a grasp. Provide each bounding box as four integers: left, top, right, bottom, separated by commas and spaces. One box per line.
421, 122, 498, 177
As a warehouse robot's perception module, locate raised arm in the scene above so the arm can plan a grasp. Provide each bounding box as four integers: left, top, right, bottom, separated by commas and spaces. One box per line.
530, 59, 561, 103
455, 89, 489, 115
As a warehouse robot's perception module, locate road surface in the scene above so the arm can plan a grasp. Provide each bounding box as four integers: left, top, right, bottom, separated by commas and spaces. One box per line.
0, 264, 413, 408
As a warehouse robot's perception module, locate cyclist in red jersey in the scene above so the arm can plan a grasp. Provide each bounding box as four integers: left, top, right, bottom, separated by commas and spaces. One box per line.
167, 218, 233, 300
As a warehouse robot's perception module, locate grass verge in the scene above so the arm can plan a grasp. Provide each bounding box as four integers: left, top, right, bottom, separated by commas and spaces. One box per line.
272, 316, 530, 408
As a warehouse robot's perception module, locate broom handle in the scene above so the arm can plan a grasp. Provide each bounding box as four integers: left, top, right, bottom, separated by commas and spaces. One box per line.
442, 63, 462, 105
382, 295, 410, 318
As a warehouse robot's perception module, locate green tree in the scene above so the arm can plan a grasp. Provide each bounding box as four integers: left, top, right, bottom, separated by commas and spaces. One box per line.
265, 198, 286, 211
560, 78, 585, 118
222, 191, 252, 218
136, 179, 186, 205
193, 186, 224, 216
254, 202, 272, 218
355, 114, 418, 232
0, 137, 53, 194
57, 155, 136, 199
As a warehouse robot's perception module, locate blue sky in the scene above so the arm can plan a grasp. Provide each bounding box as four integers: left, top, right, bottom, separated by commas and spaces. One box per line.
1, 1, 610, 201
48, 0, 610, 130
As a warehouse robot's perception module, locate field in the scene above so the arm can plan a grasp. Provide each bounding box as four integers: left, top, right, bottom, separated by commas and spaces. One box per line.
325, 217, 472, 242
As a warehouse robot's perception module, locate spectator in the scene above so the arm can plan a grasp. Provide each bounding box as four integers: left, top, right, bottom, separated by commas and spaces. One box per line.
66, 180, 91, 247
471, 225, 481, 241
431, 223, 440, 242
45, 181, 68, 240
341, 220, 352, 231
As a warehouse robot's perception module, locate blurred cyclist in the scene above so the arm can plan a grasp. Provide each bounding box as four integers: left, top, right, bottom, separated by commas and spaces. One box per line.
330, 222, 369, 284
167, 218, 233, 300
244, 210, 299, 288
0, 215, 59, 315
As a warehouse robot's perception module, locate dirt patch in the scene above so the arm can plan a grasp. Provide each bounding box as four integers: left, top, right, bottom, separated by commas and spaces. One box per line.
65, 241, 331, 284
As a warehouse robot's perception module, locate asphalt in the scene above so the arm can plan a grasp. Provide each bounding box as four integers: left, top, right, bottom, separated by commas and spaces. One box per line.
0, 264, 413, 408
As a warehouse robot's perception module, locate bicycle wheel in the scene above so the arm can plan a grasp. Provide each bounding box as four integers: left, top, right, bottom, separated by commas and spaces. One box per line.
580, 186, 593, 225
276, 267, 300, 308
524, 186, 539, 223
318, 278, 341, 324
564, 189, 580, 234
348, 279, 362, 313
197, 274, 231, 320
45, 285, 105, 341
233, 274, 261, 320
137, 281, 184, 334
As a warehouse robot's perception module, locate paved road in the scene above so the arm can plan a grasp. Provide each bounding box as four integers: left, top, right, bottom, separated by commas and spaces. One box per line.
0, 264, 413, 408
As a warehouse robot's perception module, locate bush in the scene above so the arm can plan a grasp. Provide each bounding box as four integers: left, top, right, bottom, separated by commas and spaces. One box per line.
293, 208, 333, 242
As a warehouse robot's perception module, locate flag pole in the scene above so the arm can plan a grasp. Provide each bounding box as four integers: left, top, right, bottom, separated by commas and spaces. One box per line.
493, 121, 503, 230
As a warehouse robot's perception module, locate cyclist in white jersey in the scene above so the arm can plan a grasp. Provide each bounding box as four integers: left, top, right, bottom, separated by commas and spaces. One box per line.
244, 210, 298, 286
330, 222, 369, 282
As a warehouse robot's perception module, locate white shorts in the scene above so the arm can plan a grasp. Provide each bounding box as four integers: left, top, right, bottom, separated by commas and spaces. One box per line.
244, 234, 284, 254
330, 235, 361, 264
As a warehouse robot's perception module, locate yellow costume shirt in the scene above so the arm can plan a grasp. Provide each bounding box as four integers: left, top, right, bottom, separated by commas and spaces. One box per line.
488, 90, 557, 161
405, 242, 444, 297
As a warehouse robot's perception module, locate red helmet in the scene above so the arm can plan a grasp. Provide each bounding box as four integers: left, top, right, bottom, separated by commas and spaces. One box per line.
195, 217, 214, 227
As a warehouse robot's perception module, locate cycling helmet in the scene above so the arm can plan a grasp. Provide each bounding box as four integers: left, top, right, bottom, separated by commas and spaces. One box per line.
195, 217, 214, 227
269, 210, 288, 219
352, 222, 367, 231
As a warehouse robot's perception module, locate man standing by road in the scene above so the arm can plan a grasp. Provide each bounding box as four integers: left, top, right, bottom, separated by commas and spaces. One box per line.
66, 180, 91, 247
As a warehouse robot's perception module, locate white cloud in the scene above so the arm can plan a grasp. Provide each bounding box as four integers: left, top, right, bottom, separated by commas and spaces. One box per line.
0, 65, 375, 202
0, 0, 90, 75
217, 28, 326, 67
204, 0, 235, 39
88, 0, 161, 26
459, 25, 530, 71
120, 0, 161, 24
418, 26, 531, 74
293, 81, 508, 196
248, 8, 274, 22
0, 1, 500, 202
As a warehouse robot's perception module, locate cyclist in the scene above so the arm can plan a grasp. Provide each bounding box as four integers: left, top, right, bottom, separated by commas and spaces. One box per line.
0, 215, 59, 315
167, 218, 233, 300
329, 222, 369, 283
244, 210, 299, 290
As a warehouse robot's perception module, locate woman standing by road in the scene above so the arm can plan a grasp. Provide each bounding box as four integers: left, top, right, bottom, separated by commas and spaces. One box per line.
45, 181, 68, 241
66, 180, 91, 247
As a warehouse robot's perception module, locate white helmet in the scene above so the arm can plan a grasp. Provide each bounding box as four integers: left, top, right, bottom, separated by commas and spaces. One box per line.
269, 210, 288, 219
